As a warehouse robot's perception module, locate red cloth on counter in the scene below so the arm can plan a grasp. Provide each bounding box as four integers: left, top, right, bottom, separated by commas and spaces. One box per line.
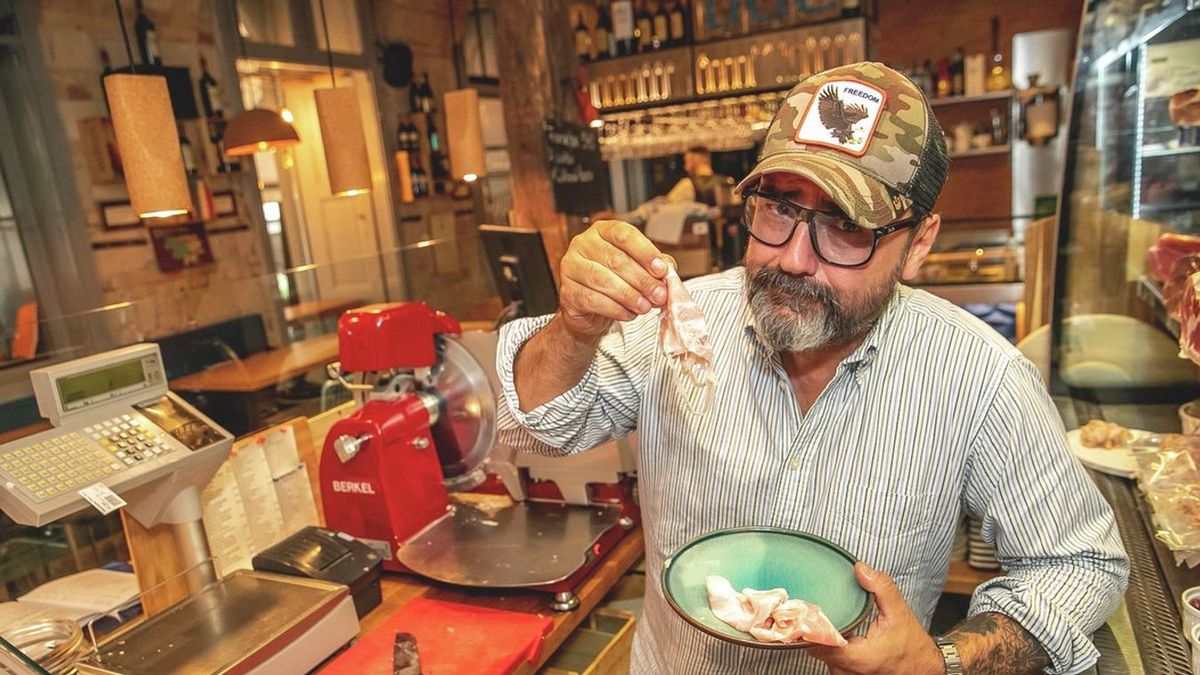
320, 598, 554, 675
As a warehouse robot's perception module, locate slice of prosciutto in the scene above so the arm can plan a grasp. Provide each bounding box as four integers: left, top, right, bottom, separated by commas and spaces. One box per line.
659, 266, 716, 413
705, 575, 786, 633
748, 598, 849, 647
705, 575, 847, 647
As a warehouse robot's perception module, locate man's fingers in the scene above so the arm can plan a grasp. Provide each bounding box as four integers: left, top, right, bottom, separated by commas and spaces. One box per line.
565, 260, 656, 315
855, 562, 905, 621
560, 284, 635, 322
594, 220, 669, 278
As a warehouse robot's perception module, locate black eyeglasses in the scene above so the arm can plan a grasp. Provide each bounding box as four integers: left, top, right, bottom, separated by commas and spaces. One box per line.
742, 190, 924, 268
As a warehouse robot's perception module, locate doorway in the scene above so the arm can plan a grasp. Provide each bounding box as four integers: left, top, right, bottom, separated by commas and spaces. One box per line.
237, 60, 401, 327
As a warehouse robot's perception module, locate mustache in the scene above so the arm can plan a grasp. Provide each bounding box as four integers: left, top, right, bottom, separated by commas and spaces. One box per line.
749, 266, 843, 312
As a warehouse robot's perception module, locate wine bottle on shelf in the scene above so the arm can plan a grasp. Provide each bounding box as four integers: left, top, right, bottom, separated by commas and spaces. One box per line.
134, 0, 161, 66
668, 0, 688, 47
396, 115, 408, 152
427, 115, 441, 155
574, 11, 593, 61
611, 0, 635, 56
652, 1, 670, 49
199, 57, 222, 118
99, 49, 113, 115
935, 58, 951, 98
635, 1, 653, 53
179, 125, 196, 177
921, 59, 934, 96
950, 48, 965, 97
594, 2, 612, 59
418, 73, 434, 113
987, 16, 1011, 91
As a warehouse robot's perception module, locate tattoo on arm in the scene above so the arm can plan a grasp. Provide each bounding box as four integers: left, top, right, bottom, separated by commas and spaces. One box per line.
944, 612, 1049, 675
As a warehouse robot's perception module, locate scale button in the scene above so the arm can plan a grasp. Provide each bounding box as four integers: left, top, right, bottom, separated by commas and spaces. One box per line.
122, 457, 135, 465
110, 463, 121, 470
116, 452, 126, 459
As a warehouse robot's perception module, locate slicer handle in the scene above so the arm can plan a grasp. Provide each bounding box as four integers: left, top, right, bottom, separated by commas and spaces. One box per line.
333, 434, 371, 463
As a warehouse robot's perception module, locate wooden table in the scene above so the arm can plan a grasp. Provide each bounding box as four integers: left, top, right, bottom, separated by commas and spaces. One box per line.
283, 299, 363, 326
335, 526, 646, 674
169, 334, 339, 394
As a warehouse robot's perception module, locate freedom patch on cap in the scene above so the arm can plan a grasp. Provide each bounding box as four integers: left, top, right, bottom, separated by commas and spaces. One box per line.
793, 79, 888, 157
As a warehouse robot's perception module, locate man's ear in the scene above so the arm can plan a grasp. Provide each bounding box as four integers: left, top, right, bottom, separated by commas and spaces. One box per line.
900, 213, 940, 281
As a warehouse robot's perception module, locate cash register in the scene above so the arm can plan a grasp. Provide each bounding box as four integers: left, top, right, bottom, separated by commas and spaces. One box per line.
0, 344, 360, 674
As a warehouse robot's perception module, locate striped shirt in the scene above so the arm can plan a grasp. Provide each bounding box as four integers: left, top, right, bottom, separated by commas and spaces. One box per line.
496, 267, 1128, 675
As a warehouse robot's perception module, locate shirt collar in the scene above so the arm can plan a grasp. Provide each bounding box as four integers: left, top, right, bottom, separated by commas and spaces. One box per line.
739, 274, 911, 374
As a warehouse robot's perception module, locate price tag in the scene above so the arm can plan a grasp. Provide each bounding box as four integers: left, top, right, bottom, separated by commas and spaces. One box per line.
78, 483, 127, 515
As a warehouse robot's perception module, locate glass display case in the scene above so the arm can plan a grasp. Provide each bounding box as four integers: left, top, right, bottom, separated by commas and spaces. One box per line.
1051, 0, 1200, 427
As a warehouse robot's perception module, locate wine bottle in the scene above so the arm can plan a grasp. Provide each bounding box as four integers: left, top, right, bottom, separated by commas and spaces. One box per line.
134, 0, 160, 66
987, 16, 1011, 91
668, 0, 688, 47
427, 115, 441, 155
198, 56, 222, 118
951, 47, 965, 97
419, 73, 434, 113
611, 0, 635, 56
652, 1, 670, 50
574, 12, 593, 61
635, 1, 653, 53
594, 1, 612, 59
179, 125, 196, 176
921, 58, 934, 96
99, 49, 113, 115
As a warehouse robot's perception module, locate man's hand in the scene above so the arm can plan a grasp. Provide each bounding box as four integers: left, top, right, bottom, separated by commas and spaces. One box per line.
557, 220, 671, 339
808, 563, 944, 675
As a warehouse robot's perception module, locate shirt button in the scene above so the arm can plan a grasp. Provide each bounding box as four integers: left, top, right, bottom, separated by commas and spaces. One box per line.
788, 459, 800, 470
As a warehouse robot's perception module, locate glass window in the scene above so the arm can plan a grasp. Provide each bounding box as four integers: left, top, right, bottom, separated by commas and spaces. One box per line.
1052, 0, 1200, 424
237, 0, 295, 47
465, 6, 500, 80
311, 0, 362, 54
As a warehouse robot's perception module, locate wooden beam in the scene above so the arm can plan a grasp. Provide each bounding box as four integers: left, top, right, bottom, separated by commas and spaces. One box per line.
492, 0, 579, 279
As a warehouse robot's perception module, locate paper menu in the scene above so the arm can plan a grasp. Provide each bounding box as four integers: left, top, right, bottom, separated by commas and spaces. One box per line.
200, 462, 255, 577
0, 569, 141, 630
228, 441, 286, 554
261, 426, 301, 479
275, 465, 320, 537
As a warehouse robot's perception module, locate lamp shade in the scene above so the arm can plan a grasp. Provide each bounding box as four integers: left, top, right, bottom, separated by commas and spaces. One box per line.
444, 88, 486, 182
224, 108, 301, 156
314, 87, 372, 196
104, 74, 193, 219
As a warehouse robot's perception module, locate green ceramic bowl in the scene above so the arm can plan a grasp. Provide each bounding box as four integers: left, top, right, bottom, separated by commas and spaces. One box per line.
662, 527, 872, 649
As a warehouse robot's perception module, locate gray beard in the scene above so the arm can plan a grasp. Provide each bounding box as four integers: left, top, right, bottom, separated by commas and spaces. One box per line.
746, 266, 897, 353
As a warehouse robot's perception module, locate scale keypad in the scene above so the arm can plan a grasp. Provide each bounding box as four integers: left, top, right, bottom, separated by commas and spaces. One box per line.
0, 414, 171, 502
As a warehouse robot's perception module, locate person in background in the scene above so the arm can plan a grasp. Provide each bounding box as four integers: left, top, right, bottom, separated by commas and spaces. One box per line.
497, 62, 1128, 675
665, 145, 725, 207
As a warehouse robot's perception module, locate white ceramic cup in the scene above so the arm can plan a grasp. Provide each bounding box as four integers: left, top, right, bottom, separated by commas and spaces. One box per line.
1180, 400, 1200, 435
1184, 586, 1200, 635
1190, 622, 1200, 675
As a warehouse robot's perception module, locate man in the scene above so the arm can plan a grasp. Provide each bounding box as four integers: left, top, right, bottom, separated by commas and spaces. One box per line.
665, 145, 726, 207
497, 62, 1127, 674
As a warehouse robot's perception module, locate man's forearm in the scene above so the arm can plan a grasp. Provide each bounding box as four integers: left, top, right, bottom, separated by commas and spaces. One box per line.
513, 315, 604, 412
943, 612, 1049, 674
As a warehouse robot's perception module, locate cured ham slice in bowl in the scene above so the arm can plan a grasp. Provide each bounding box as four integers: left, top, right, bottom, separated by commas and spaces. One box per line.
662, 527, 872, 649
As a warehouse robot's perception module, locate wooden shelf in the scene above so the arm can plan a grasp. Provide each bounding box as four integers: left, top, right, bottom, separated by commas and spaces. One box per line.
1141, 144, 1200, 158
943, 560, 1002, 595
948, 145, 1009, 159
930, 90, 1016, 107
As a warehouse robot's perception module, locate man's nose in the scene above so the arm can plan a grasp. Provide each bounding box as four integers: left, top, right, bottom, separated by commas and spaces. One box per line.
776, 222, 821, 276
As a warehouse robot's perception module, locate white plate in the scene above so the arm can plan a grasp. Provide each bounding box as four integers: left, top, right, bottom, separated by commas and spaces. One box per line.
1065, 428, 1148, 478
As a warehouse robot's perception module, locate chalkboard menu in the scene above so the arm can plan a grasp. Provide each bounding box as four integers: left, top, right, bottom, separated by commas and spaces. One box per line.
543, 120, 608, 215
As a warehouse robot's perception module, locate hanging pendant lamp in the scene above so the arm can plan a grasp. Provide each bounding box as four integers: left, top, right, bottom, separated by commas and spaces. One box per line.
107, 1, 192, 220
314, 0, 371, 197
223, 0, 300, 156
444, 88, 487, 182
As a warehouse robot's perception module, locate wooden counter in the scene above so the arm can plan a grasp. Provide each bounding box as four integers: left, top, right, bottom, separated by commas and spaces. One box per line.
283, 299, 364, 326
325, 526, 645, 674
169, 334, 339, 394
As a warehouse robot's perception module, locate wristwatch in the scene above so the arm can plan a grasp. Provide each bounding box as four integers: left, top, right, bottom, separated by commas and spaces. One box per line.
935, 636, 964, 675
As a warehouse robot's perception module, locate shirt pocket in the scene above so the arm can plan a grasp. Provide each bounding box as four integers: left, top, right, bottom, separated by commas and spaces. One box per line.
836, 484, 935, 577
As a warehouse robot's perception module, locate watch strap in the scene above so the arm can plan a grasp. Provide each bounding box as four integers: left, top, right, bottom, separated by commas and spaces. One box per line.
935, 636, 964, 675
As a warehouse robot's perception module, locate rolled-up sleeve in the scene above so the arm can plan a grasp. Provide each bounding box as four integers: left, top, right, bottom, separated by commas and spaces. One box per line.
495, 312, 658, 454
963, 357, 1129, 674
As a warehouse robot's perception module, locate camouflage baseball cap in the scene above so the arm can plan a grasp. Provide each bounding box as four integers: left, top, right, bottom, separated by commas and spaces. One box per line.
736, 61, 949, 229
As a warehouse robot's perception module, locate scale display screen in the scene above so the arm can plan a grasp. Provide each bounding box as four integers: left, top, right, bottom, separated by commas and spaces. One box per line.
56, 360, 148, 412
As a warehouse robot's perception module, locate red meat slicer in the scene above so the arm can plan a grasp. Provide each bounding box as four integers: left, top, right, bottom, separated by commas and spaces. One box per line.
319, 303, 639, 610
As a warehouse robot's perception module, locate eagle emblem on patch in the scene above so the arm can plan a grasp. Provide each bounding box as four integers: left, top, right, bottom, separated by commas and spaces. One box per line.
793, 80, 887, 157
